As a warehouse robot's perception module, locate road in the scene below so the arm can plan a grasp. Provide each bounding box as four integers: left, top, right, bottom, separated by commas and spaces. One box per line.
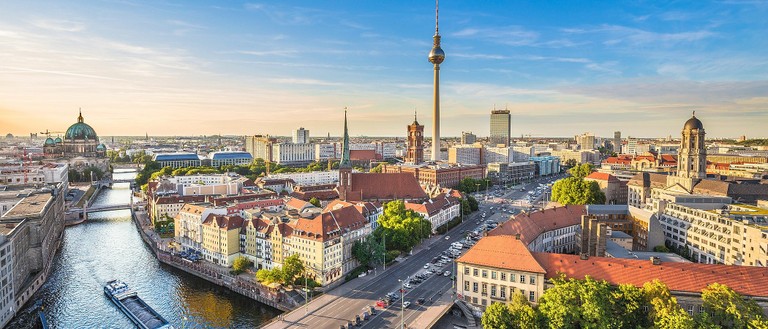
268, 175, 564, 329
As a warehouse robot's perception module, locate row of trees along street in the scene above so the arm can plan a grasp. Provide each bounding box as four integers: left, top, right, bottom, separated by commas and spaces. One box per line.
481, 276, 768, 329
550, 163, 606, 205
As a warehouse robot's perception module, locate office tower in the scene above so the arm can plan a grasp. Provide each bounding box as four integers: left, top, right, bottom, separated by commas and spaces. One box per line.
490, 109, 511, 147
461, 131, 476, 144
293, 127, 309, 144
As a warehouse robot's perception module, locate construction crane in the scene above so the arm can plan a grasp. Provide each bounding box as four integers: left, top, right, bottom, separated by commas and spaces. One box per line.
40, 129, 65, 138
15, 147, 33, 184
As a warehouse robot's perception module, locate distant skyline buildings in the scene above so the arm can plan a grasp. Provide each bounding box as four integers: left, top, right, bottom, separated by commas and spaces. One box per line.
1, 1, 767, 138
292, 127, 309, 144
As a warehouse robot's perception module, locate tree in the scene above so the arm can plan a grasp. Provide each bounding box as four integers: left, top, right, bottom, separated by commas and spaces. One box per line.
551, 177, 606, 205
653, 245, 670, 252
537, 275, 583, 329
370, 163, 383, 173
308, 197, 321, 208
256, 267, 284, 284
700, 283, 766, 329
375, 200, 431, 252
564, 158, 578, 168
568, 163, 593, 179
613, 284, 649, 328
508, 291, 540, 329
466, 195, 479, 211
282, 254, 305, 284
232, 256, 251, 274
481, 302, 513, 329
643, 280, 694, 329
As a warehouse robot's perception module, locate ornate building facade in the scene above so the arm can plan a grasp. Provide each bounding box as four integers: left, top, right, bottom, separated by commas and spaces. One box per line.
43, 110, 105, 158
405, 113, 424, 165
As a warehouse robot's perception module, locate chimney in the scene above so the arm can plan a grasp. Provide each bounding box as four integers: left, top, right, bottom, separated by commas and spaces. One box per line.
650, 256, 661, 265
514, 233, 520, 240
580, 253, 589, 260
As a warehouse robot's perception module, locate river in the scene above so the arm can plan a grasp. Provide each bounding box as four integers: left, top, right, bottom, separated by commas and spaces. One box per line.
8, 169, 280, 328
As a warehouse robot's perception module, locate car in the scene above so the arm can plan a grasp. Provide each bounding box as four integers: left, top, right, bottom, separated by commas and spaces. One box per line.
424, 263, 430, 269
444, 271, 451, 277
404, 283, 412, 289
445, 235, 450, 240
376, 300, 387, 307
402, 301, 411, 308
425, 270, 433, 275
417, 297, 426, 305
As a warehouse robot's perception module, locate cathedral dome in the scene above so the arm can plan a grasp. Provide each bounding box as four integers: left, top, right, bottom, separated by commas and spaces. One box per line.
96, 143, 106, 151
54, 137, 62, 143
683, 113, 704, 131
44, 137, 55, 145
65, 111, 98, 140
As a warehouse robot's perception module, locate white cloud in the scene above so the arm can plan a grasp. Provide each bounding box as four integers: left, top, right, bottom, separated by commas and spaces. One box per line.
31, 19, 86, 32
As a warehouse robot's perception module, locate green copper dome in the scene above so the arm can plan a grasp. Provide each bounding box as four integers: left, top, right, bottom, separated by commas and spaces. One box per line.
65, 110, 98, 141
44, 137, 55, 145
96, 143, 106, 150
54, 137, 62, 143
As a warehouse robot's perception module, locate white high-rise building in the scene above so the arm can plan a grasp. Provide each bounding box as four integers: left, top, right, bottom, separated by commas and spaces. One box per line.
293, 127, 309, 144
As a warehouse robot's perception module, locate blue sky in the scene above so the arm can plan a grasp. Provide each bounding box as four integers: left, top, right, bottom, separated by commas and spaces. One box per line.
1, 0, 766, 139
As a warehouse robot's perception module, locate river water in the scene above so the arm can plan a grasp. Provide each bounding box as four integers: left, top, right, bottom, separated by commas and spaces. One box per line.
9, 169, 280, 328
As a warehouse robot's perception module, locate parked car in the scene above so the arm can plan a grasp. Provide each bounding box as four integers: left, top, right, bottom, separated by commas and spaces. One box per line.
402, 301, 411, 308
444, 271, 451, 277
417, 297, 426, 305
445, 235, 450, 240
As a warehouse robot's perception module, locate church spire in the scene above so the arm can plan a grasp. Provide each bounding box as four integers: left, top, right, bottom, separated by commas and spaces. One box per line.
340, 108, 351, 168
77, 108, 84, 123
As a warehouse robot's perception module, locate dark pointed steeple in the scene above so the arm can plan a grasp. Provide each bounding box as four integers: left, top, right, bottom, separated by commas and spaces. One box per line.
340, 108, 351, 168
77, 108, 84, 123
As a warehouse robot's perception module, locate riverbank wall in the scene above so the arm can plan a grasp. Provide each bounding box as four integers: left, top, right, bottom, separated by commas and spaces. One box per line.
130, 211, 294, 312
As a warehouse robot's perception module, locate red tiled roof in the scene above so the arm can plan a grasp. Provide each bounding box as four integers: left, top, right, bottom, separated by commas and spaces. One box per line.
586, 172, 619, 182
290, 190, 339, 201
292, 204, 367, 241
350, 149, 377, 161
203, 214, 245, 230
457, 236, 546, 274
345, 173, 427, 202
285, 197, 312, 210
488, 205, 586, 245
533, 253, 768, 298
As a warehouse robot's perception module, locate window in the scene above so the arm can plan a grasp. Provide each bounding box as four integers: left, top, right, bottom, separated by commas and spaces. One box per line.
464, 281, 470, 291
473, 268, 478, 276
529, 291, 535, 302
510, 273, 516, 282
500, 272, 507, 281
482, 283, 487, 296
500, 286, 506, 299
529, 276, 535, 285
482, 270, 488, 278
464, 267, 470, 275
520, 275, 526, 283
491, 271, 497, 280
473, 282, 478, 293
491, 285, 497, 297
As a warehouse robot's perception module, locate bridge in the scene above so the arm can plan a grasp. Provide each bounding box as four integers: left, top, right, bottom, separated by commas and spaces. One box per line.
69, 203, 135, 214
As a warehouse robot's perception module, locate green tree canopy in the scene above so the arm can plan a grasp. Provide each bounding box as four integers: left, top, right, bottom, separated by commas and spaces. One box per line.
256, 267, 284, 285
232, 256, 251, 274
700, 282, 767, 329
568, 163, 593, 179
282, 254, 305, 284
481, 302, 513, 329
551, 169, 606, 206
308, 197, 321, 207
643, 280, 695, 328
374, 200, 431, 253
508, 291, 540, 329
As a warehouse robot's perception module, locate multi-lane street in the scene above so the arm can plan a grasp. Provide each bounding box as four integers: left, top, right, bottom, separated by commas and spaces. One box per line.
265, 175, 564, 329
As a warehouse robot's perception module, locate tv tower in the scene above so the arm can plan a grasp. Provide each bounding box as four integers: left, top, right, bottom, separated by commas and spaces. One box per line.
428, 0, 445, 161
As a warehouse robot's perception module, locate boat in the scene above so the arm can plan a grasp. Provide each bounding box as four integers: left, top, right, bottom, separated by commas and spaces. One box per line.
104, 280, 174, 329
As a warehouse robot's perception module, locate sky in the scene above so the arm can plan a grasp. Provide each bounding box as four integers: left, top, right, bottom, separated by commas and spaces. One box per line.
1, 1, 767, 139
